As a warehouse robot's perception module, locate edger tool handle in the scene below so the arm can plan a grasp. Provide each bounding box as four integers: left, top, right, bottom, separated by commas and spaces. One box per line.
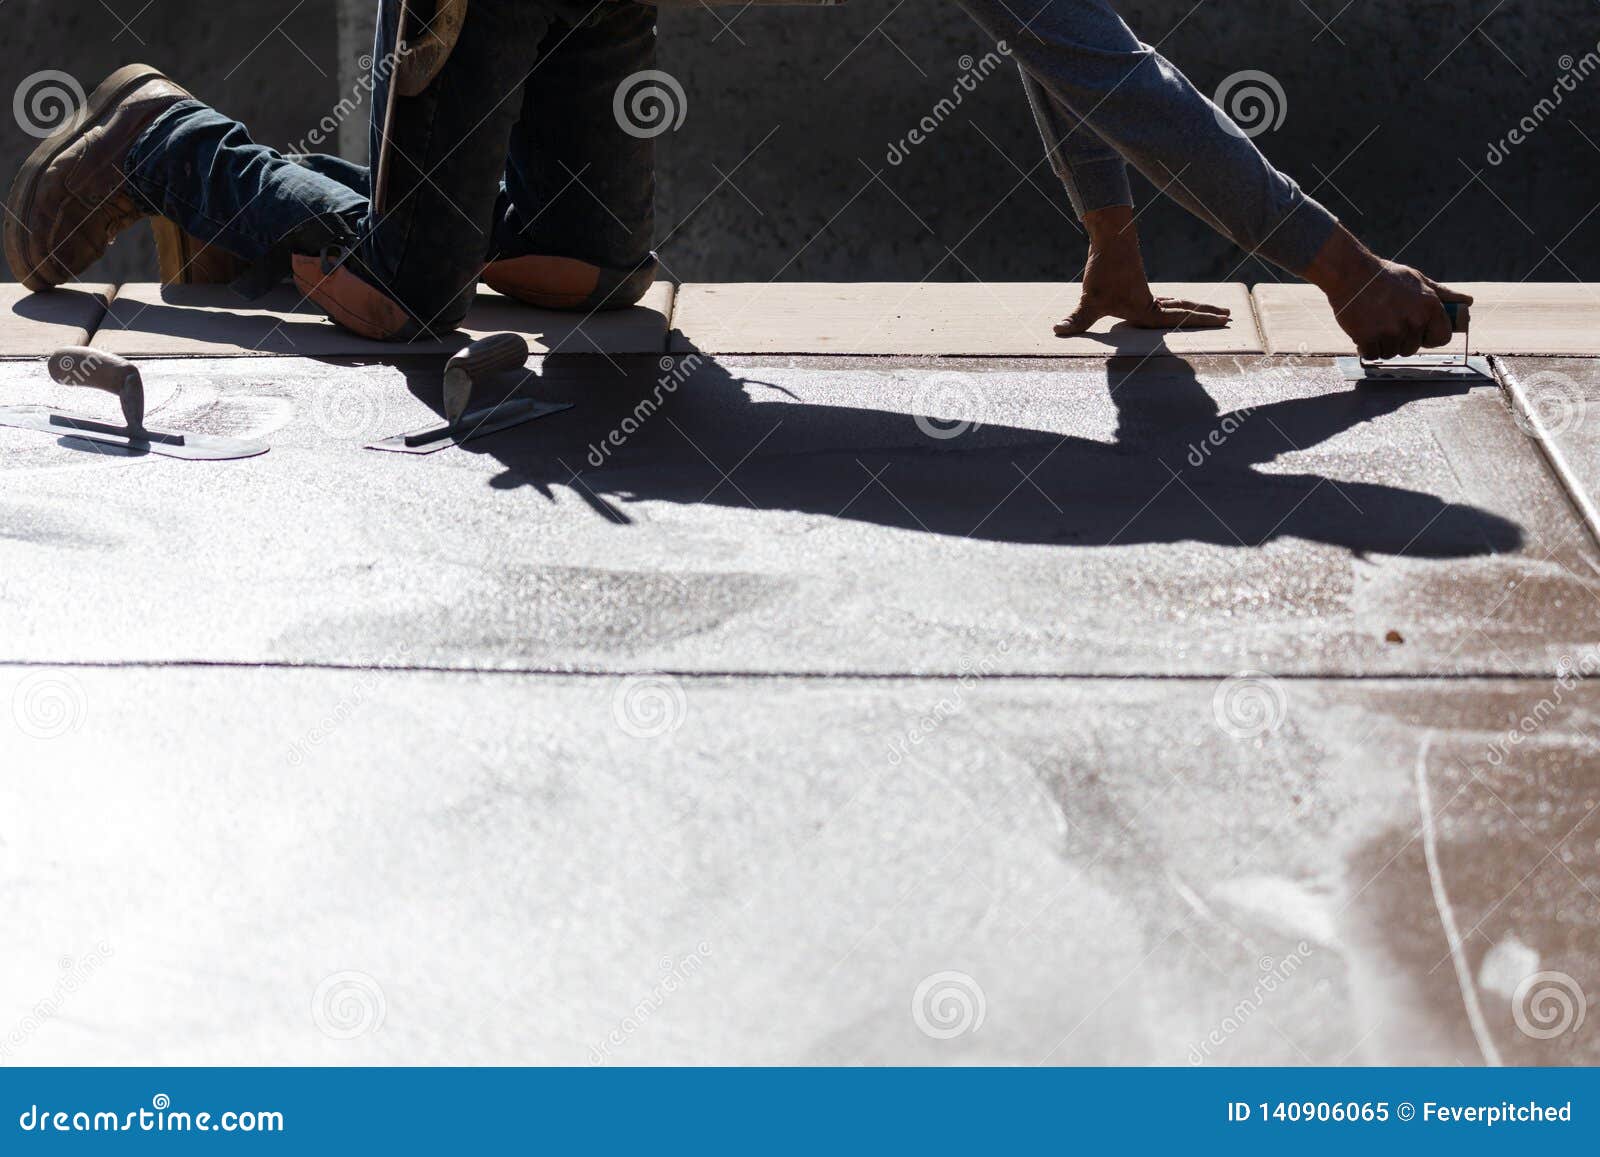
1444, 301, 1470, 332
47, 346, 144, 430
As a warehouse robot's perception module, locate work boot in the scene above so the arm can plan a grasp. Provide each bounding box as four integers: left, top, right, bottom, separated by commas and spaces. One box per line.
151, 217, 249, 285
5, 64, 192, 291
483, 253, 658, 312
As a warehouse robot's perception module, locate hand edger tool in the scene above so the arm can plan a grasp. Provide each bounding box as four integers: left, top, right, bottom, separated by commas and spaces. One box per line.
1336, 301, 1493, 384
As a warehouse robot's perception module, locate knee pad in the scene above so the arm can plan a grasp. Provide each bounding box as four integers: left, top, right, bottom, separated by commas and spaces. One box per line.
482, 253, 657, 312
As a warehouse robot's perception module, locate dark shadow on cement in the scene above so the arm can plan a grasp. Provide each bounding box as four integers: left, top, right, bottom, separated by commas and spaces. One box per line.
395, 353, 1523, 558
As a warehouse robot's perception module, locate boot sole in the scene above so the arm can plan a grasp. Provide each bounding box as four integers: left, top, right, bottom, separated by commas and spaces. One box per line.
4, 64, 179, 291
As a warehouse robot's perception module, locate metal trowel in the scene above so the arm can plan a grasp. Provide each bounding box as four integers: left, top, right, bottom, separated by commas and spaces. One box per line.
1336, 301, 1493, 384
0, 347, 268, 459
366, 332, 571, 454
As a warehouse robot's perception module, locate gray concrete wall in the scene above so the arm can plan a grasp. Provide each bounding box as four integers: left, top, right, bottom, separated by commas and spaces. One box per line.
6, 1, 1597, 285
652, 1, 1600, 282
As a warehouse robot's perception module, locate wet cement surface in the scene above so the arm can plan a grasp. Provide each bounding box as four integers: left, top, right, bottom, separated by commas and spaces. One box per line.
0, 354, 1594, 676
2, 350, 1597, 1065
2, 668, 1594, 1065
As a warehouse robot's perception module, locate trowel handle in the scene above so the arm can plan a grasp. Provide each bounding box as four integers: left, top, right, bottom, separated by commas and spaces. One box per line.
445, 333, 530, 388
1443, 301, 1470, 332
47, 346, 144, 430
442, 333, 530, 424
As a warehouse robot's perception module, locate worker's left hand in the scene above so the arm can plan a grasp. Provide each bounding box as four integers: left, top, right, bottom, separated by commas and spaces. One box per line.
1055, 288, 1233, 336
1056, 205, 1232, 337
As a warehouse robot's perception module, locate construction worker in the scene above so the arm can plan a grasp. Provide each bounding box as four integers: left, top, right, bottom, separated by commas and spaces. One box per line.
6, 0, 1466, 360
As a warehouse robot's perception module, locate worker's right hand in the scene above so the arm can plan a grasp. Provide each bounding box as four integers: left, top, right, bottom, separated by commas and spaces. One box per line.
1329, 260, 1471, 361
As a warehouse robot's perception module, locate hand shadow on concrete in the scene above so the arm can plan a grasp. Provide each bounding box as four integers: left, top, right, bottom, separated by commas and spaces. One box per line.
398, 353, 1522, 558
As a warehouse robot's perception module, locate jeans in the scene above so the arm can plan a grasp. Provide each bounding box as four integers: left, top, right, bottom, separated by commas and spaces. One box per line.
125, 0, 658, 333
956, 0, 1338, 272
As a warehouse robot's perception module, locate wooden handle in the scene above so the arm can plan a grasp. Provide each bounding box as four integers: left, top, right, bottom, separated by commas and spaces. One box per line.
442, 333, 530, 424
47, 346, 144, 429
1444, 301, 1470, 332
445, 333, 529, 385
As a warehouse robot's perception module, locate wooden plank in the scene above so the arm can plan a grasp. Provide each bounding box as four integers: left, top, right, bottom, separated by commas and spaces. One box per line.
1253, 282, 1600, 356
89, 282, 675, 357
0, 283, 115, 358
668, 282, 1262, 356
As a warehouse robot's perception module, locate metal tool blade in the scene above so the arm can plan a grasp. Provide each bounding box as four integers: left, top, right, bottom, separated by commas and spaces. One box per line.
1335, 355, 1494, 384
0, 405, 269, 460
365, 398, 572, 455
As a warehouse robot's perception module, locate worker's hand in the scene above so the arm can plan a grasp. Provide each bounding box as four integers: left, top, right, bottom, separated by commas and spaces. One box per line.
1056, 205, 1231, 337
1055, 289, 1233, 335
1302, 225, 1472, 360
1330, 261, 1471, 361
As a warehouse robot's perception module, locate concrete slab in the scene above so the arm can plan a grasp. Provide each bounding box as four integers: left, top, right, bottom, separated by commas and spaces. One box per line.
89, 282, 676, 358
669, 283, 1262, 357
0, 284, 114, 358
1253, 283, 1600, 356
0, 354, 1591, 675
2, 668, 1593, 1065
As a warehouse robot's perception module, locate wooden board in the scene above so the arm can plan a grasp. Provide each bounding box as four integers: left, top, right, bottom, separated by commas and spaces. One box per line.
88, 281, 676, 357
668, 282, 1262, 356
1253, 282, 1600, 356
0, 283, 115, 358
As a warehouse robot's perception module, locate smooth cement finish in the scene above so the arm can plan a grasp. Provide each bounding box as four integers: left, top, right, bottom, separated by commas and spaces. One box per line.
2, 317, 1598, 1065
0, 355, 1592, 675
3, 668, 1596, 1065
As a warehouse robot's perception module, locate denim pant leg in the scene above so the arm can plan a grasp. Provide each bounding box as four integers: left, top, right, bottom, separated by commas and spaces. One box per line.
1017, 70, 1131, 218
292, 154, 370, 201
364, 0, 556, 330
488, 1, 657, 301
124, 101, 368, 267
957, 0, 1338, 272
128, 2, 560, 332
